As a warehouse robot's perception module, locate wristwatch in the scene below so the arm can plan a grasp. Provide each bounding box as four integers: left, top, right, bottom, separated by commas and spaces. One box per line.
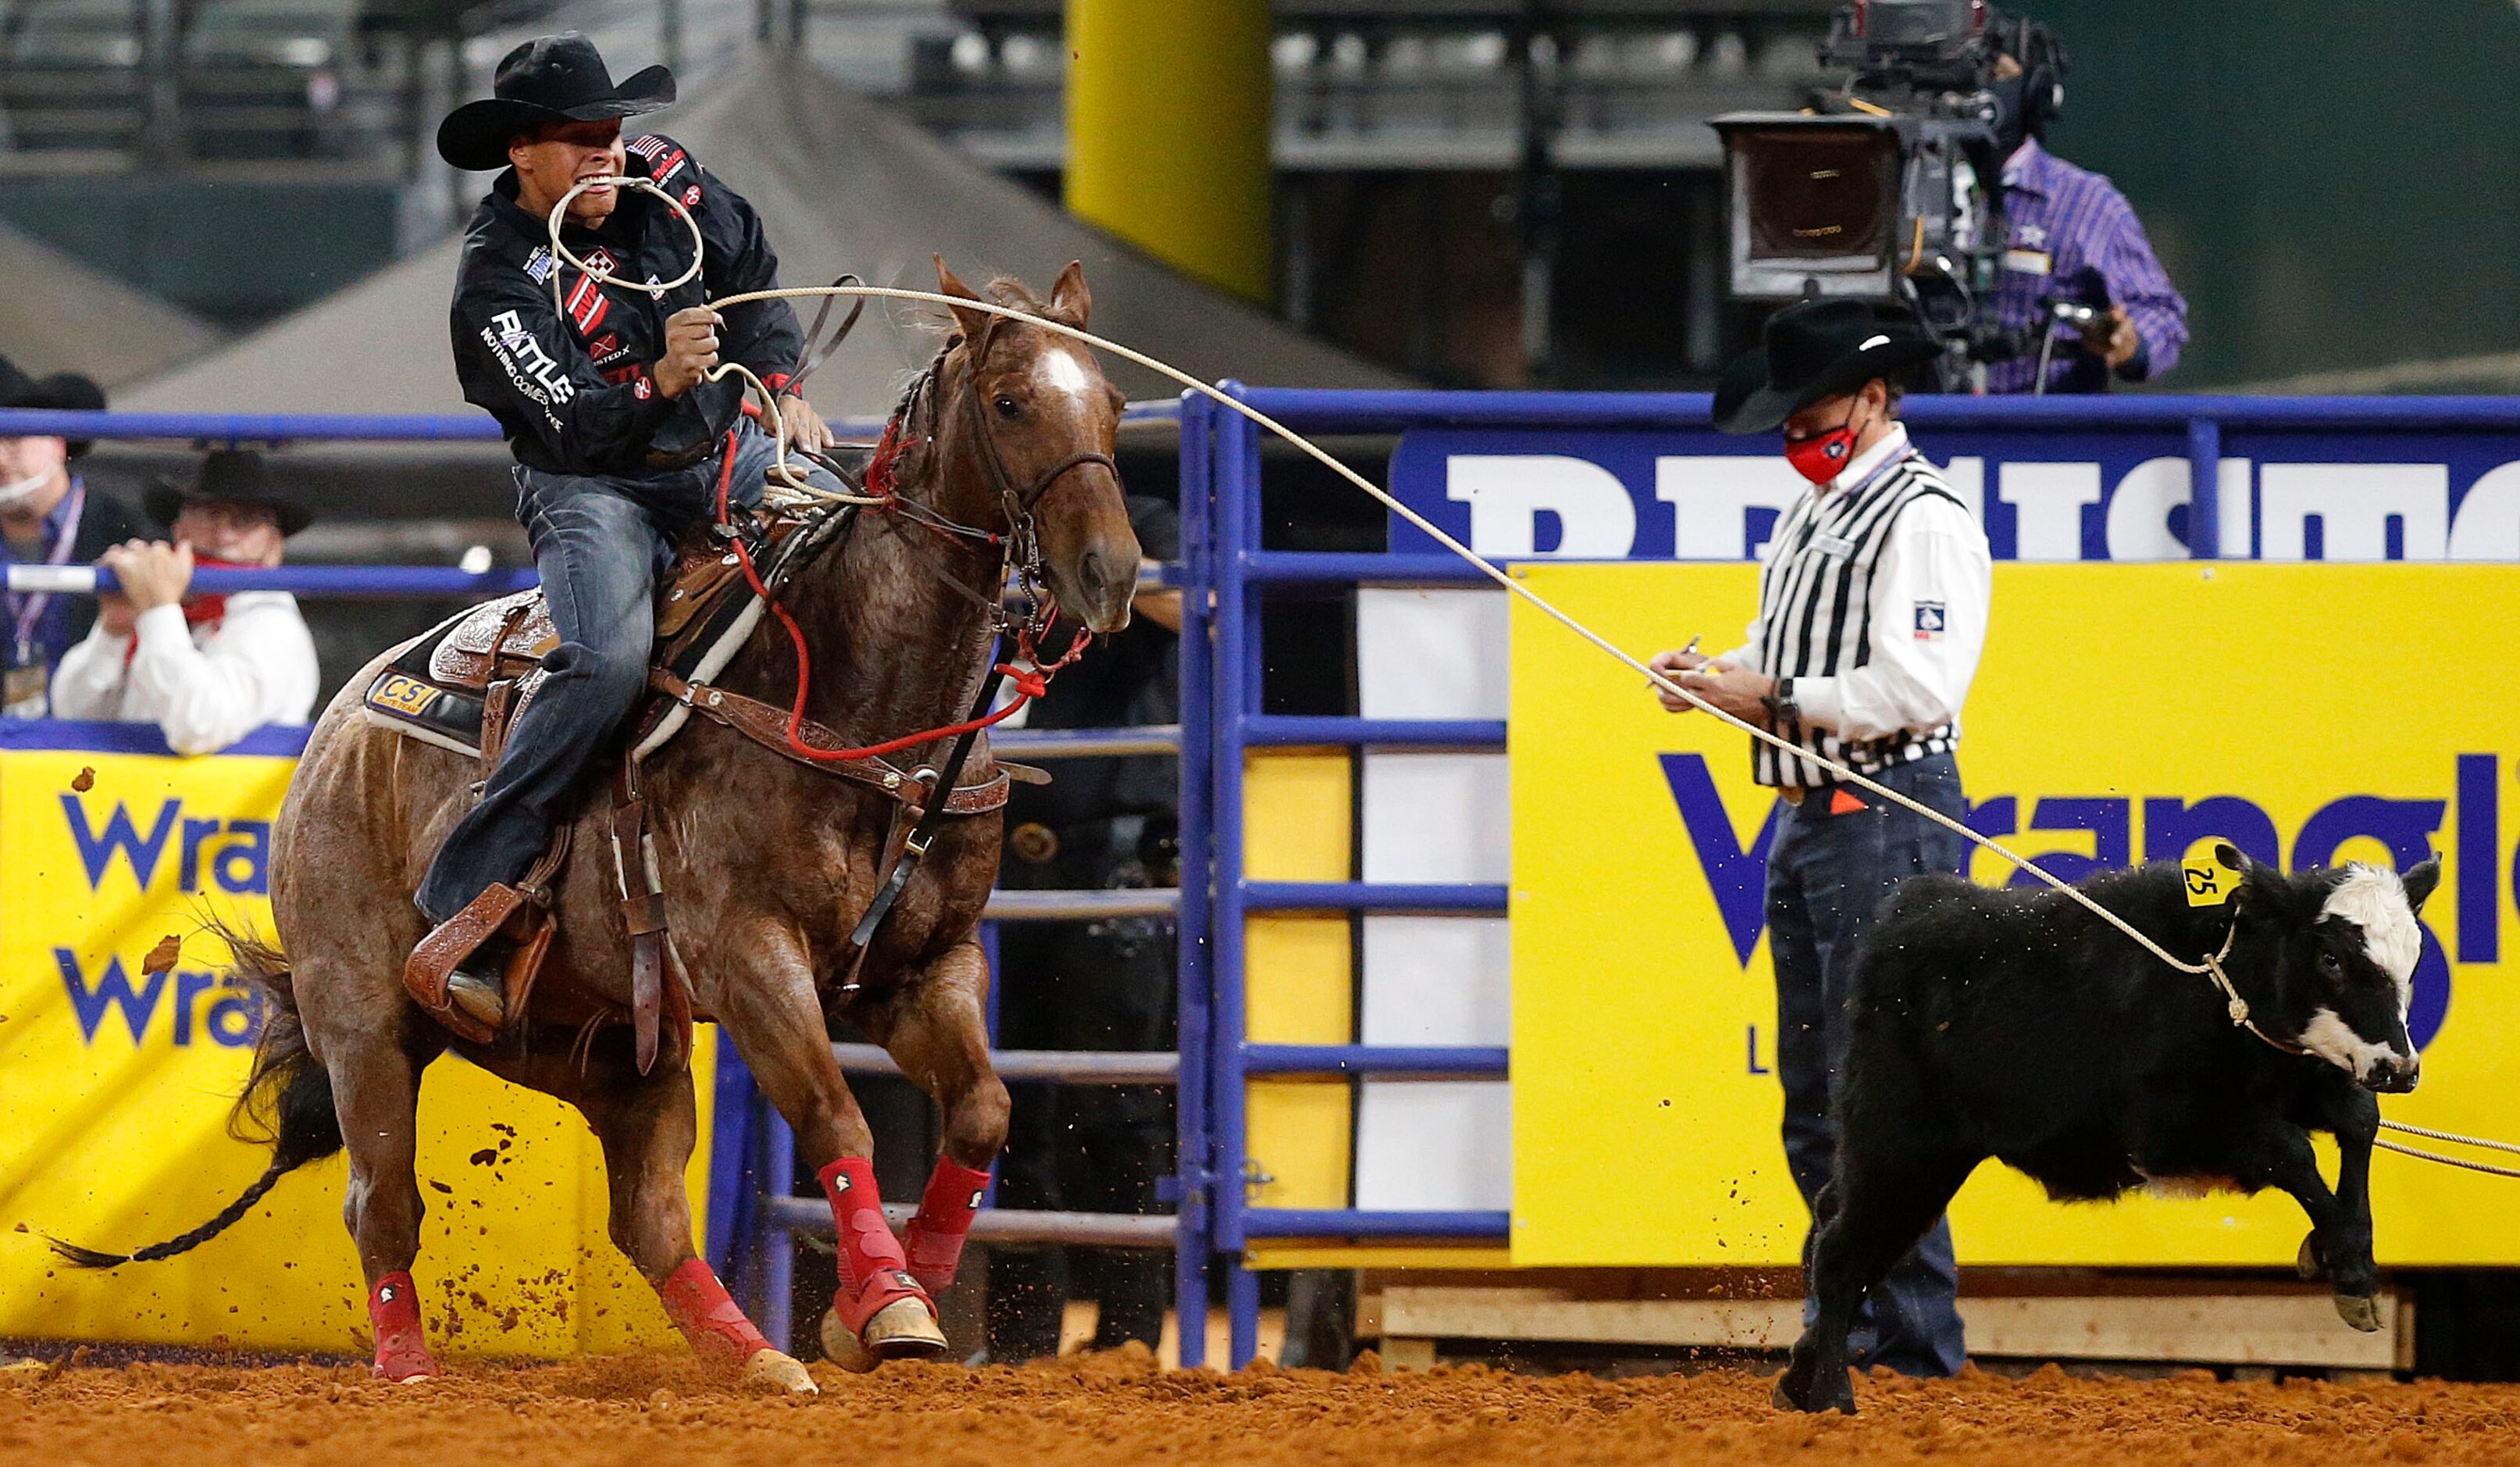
1761, 676, 1799, 730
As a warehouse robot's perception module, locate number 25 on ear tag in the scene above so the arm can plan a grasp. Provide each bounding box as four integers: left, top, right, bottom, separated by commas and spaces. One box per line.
2182, 851, 2238, 906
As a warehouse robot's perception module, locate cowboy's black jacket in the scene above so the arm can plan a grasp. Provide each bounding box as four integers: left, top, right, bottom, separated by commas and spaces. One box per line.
449, 133, 804, 478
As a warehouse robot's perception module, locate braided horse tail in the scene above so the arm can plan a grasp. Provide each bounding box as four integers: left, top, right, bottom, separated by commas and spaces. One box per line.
48, 919, 344, 1268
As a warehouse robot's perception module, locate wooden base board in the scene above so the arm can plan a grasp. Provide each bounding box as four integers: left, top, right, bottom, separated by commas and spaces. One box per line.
1375, 1283, 2411, 1371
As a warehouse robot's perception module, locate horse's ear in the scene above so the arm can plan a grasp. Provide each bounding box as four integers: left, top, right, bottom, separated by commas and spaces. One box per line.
1048, 259, 1092, 329
932, 255, 994, 347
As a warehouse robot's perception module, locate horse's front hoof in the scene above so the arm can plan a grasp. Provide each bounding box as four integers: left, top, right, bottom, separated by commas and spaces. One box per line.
819, 1295, 948, 1372
862, 1296, 950, 1359
742, 1347, 819, 1396
2335, 1292, 2384, 1333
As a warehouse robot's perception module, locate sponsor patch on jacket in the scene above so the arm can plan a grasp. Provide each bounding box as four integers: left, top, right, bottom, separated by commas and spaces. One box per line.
682, 183, 702, 207
580, 246, 618, 277
1913, 601, 1948, 641
565, 273, 610, 334
523, 246, 555, 284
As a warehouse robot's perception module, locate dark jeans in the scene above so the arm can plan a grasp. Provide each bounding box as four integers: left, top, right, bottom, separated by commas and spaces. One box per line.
1767, 751, 1970, 1378
416, 423, 825, 924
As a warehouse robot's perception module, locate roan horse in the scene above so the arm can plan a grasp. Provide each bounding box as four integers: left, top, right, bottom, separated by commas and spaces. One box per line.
56, 259, 1140, 1390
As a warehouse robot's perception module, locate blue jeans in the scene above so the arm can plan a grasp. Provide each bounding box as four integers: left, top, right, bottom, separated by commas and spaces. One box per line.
415, 423, 833, 924
1767, 751, 1970, 1378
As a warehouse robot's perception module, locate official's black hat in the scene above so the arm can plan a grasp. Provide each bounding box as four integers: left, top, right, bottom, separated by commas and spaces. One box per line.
1712, 298, 1941, 436
0, 353, 106, 459
145, 449, 313, 538
435, 34, 675, 172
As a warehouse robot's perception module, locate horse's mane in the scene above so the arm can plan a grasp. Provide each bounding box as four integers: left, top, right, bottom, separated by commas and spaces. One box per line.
981, 277, 1047, 312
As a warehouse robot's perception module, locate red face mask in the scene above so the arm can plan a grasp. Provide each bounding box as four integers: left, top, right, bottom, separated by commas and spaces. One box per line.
1783, 405, 1865, 486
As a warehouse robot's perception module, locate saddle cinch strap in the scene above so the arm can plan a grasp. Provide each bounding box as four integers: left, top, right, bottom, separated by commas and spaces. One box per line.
648, 669, 1023, 815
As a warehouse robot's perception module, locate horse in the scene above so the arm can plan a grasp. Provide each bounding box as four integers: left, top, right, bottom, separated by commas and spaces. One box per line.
55, 259, 1141, 1390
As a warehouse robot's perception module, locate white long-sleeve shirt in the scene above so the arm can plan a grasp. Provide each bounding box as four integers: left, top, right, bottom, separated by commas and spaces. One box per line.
1718, 424, 1992, 783
52, 592, 319, 755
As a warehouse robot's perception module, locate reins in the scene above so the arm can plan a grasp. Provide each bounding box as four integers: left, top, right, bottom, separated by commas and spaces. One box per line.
546, 179, 2510, 1174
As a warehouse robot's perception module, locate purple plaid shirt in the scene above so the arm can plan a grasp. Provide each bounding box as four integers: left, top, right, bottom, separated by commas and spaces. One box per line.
1984, 139, 2190, 394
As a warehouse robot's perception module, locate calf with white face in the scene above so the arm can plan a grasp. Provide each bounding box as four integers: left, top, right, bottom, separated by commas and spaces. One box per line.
1773, 844, 2439, 1415
2290, 863, 2429, 1093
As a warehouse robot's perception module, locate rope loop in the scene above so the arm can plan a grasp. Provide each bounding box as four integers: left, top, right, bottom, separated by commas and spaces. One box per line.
544, 174, 704, 313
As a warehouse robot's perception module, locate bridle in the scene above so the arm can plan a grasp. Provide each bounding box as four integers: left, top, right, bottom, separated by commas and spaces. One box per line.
855, 323, 1118, 648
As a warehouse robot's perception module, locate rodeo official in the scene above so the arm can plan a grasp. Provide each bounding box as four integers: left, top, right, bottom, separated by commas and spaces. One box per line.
1651, 297, 1994, 1379
417, 33, 848, 1024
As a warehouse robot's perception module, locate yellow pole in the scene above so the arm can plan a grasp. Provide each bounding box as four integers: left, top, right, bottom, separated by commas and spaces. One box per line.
1064, 0, 1272, 305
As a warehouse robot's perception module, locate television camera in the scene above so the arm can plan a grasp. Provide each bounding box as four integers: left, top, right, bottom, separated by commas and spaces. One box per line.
1711, 1, 2075, 391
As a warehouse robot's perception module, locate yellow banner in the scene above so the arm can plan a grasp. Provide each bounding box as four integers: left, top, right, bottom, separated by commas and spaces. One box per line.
1511, 563, 2520, 1268
0, 740, 714, 1355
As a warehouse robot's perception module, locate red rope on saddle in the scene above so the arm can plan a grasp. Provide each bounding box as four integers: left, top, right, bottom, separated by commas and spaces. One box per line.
712, 430, 1083, 765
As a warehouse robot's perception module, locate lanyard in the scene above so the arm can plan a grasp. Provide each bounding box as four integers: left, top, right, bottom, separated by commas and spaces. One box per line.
9, 478, 87, 658
1832, 441, 1918, 502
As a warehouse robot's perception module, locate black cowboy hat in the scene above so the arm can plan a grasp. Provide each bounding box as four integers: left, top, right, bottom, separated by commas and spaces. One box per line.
144, 449, 313, 537
0, 352, 107, 459
435, 33, 675, 172
1712, 298, 1942, 436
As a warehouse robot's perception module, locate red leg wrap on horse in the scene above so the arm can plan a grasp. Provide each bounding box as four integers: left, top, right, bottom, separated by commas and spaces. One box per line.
659, 1257, 772, 1369
368, 1270, 439, 1381
902, 1158, 993, 1293
817, 1157, 928, 1334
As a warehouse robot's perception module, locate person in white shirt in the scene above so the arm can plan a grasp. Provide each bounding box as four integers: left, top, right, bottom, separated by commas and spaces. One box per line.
52, 449, 320, 755
1649, 298, 1993, 1382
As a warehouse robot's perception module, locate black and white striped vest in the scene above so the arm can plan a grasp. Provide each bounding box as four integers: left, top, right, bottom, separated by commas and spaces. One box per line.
1749, 451, 1968, 788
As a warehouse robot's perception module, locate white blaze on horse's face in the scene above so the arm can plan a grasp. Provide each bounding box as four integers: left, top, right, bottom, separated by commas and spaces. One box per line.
1035, 345, 1096, 405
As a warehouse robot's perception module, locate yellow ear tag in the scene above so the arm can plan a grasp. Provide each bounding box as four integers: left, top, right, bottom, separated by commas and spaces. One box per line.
2182, 851, 2239, 906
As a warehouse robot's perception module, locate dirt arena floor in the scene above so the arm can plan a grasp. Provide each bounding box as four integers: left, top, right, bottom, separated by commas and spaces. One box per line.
4, 1347, 2518, 1466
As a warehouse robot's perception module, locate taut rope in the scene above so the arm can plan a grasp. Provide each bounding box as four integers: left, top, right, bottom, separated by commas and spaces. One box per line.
544, 177, 2504, 1175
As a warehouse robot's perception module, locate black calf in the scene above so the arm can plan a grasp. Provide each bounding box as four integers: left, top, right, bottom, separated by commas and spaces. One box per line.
1773, 844, 2439, 1415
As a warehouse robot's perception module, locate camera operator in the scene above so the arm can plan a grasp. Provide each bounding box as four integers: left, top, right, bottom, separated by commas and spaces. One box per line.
1981, 16, 2188, 394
